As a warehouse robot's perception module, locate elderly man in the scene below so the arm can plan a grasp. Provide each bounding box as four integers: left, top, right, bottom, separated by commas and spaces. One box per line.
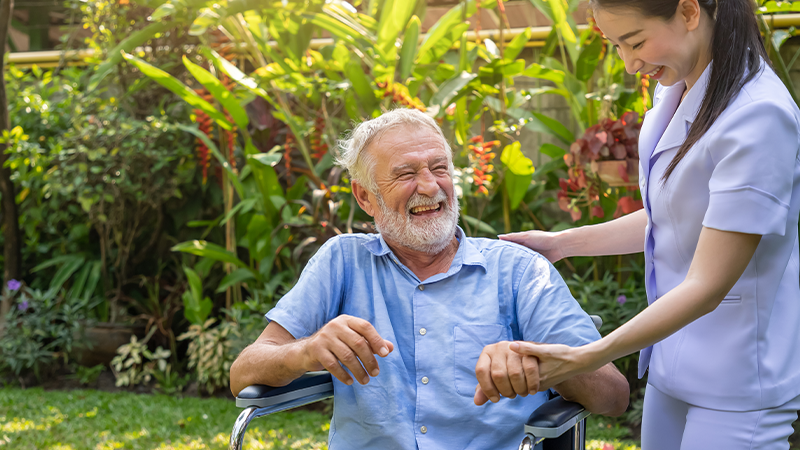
230, 109, 629, 449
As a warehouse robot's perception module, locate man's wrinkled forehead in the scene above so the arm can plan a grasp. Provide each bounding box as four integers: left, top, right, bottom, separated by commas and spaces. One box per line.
368, 124, 447, 160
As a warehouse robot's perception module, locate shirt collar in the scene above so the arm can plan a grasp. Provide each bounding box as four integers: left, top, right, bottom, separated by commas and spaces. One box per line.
361, 226, 488, 273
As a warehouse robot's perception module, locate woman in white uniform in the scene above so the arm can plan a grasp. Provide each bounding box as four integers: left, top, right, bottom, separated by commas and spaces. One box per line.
494, 0, 800, 448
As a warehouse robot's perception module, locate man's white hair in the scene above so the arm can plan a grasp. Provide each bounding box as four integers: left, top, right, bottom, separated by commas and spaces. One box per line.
336, 108, 453, 193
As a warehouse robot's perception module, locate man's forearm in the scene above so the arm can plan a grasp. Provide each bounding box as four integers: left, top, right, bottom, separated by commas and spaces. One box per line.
553, 363, 629, 416
229, 340, 308, 396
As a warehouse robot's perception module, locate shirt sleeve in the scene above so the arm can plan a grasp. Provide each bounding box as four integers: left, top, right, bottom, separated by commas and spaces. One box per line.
265, 237, 347, 339
702, 99, 800, 236
515, 255, 601, 346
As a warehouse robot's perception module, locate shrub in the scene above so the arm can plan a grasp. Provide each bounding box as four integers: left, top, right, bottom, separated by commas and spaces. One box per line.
0, 281, 93, 381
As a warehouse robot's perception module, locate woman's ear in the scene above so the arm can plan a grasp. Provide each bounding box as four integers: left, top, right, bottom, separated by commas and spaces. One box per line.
352, 181, 376, 217
678, 0, 703, 31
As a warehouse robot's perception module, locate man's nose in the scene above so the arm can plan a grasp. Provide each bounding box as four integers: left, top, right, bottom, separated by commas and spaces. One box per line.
416, 170, 440, 197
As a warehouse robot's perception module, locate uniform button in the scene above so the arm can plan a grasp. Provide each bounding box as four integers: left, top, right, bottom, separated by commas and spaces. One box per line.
421, 377, 429, 384
420, 426, 428, 434
418, 285, 424, 291
419, 328, 427, 335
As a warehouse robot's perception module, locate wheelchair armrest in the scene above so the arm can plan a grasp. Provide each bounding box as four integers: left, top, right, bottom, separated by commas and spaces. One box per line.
235, 371, 333, 409
523, 395, 590, 439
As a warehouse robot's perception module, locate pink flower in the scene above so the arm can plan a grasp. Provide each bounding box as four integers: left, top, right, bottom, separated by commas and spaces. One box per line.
617, 295, 627, 305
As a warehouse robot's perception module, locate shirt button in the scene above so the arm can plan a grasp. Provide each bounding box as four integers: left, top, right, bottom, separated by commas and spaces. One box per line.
418, 285, 424, 291
421, 376, 429, 384
420, 426, 428, 434
419, 328, 427, 335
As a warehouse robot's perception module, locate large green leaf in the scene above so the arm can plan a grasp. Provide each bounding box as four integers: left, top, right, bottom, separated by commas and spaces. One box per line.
549, 0, 576, 43
49, 256, 86, 295
183, 266, 203, 306
501, 141, 535, 176
215, 268, 256, 294
415, 22, 470, 78
172, 241, 252, 272
416, 0, 490, 64
123, 52, 233, 130
89, 22, 170, 90
504, 28, 532, 62
303, 12, 371, 51
522, 63, 565, 84
346, 60, 379, 112
182, 265, 212, 326
539, 143, 567, 159
430, 71, 477, 109
202, 48, 275, 107
399, 15, 421, 80
246, 214, 272, 263
526, 0, 553, 21
376, 0, 417, 60
177, 124, 245, 199
576, 34, 603, 82
461, 215, 498, 235
183, 56, 249, 130
501, 142, 534, 210
31, 254, 83, 273
247, 154, 284, 224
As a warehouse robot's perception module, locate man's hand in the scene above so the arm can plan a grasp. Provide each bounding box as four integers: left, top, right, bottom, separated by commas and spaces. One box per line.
300, 315, 394, 386
474, 341, 540, 405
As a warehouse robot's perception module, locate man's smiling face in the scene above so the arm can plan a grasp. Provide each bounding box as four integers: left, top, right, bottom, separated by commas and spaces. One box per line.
362, 124, 459, 255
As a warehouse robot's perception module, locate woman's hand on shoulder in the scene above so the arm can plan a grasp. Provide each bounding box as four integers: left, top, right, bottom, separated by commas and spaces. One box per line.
499, 230, 565, 263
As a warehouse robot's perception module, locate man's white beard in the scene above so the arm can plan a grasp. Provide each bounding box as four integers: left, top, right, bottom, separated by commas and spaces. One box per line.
374, 188, 460, 255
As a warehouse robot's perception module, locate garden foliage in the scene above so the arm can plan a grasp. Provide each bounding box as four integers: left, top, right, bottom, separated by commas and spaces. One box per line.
1, 0, 797, 419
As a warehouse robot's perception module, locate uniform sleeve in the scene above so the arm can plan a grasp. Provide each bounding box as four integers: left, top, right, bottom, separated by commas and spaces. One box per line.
515, 255, 601, 346
265, 237, 347, 339
703, 100, 800, 236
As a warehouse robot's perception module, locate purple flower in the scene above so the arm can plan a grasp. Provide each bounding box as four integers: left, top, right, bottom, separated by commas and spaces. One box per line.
6, 279, 21, 292
17, 301, 29, 312
617, 295, 627, 305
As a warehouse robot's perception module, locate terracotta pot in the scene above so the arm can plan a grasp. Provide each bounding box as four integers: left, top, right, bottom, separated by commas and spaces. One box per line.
590, 159, 639, 187
72, 322, 145, 367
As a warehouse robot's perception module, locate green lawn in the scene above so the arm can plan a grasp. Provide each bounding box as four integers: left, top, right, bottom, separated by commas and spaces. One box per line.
0, 388, 639, 450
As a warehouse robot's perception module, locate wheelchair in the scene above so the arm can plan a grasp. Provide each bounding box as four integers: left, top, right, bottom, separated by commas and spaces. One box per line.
229, 316, 603, 450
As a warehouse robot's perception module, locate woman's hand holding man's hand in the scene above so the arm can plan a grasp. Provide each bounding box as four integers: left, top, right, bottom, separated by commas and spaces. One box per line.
474, 341, 599, 405
473, 341, 541, 406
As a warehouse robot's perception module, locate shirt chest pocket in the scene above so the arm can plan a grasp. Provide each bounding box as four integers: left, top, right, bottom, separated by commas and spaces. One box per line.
453, 324, 509, 396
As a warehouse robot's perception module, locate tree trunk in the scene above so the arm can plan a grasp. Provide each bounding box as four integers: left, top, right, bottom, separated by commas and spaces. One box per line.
0, 0, 22, 322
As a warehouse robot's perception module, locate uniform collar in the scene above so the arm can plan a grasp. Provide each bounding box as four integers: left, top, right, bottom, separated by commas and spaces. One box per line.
651, 62, 711, 157
639, 62, 713, 181
362, 226, 487, 274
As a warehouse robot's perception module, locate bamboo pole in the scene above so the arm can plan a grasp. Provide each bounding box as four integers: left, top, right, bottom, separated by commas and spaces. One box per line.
11, 13, 800, 68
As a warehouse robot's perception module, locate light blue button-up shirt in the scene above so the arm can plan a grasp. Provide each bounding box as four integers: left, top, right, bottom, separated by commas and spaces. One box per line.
266, 227, 600, 449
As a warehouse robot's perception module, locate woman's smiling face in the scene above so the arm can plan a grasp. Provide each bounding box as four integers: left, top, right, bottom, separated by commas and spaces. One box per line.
594, 0, 711, 89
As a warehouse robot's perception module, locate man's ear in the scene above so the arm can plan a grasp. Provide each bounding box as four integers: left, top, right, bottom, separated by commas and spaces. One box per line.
352, 181, 376, 217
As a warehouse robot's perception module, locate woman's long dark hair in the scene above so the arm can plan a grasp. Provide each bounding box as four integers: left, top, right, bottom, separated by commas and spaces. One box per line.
590, 0, 769, 181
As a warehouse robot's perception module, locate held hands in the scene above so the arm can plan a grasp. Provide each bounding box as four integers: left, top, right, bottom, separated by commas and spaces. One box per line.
474, 341, 596, 405
473, 341, 541, 406
299, 315, 394, 386
508, 341, 590, 392
499, 231, 564, 263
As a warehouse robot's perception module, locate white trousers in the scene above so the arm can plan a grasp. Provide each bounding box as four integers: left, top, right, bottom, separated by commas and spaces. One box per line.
641, 383, 800, 450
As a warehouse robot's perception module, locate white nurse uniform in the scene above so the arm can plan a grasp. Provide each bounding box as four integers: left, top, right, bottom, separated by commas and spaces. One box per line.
637, 61, 800, 448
